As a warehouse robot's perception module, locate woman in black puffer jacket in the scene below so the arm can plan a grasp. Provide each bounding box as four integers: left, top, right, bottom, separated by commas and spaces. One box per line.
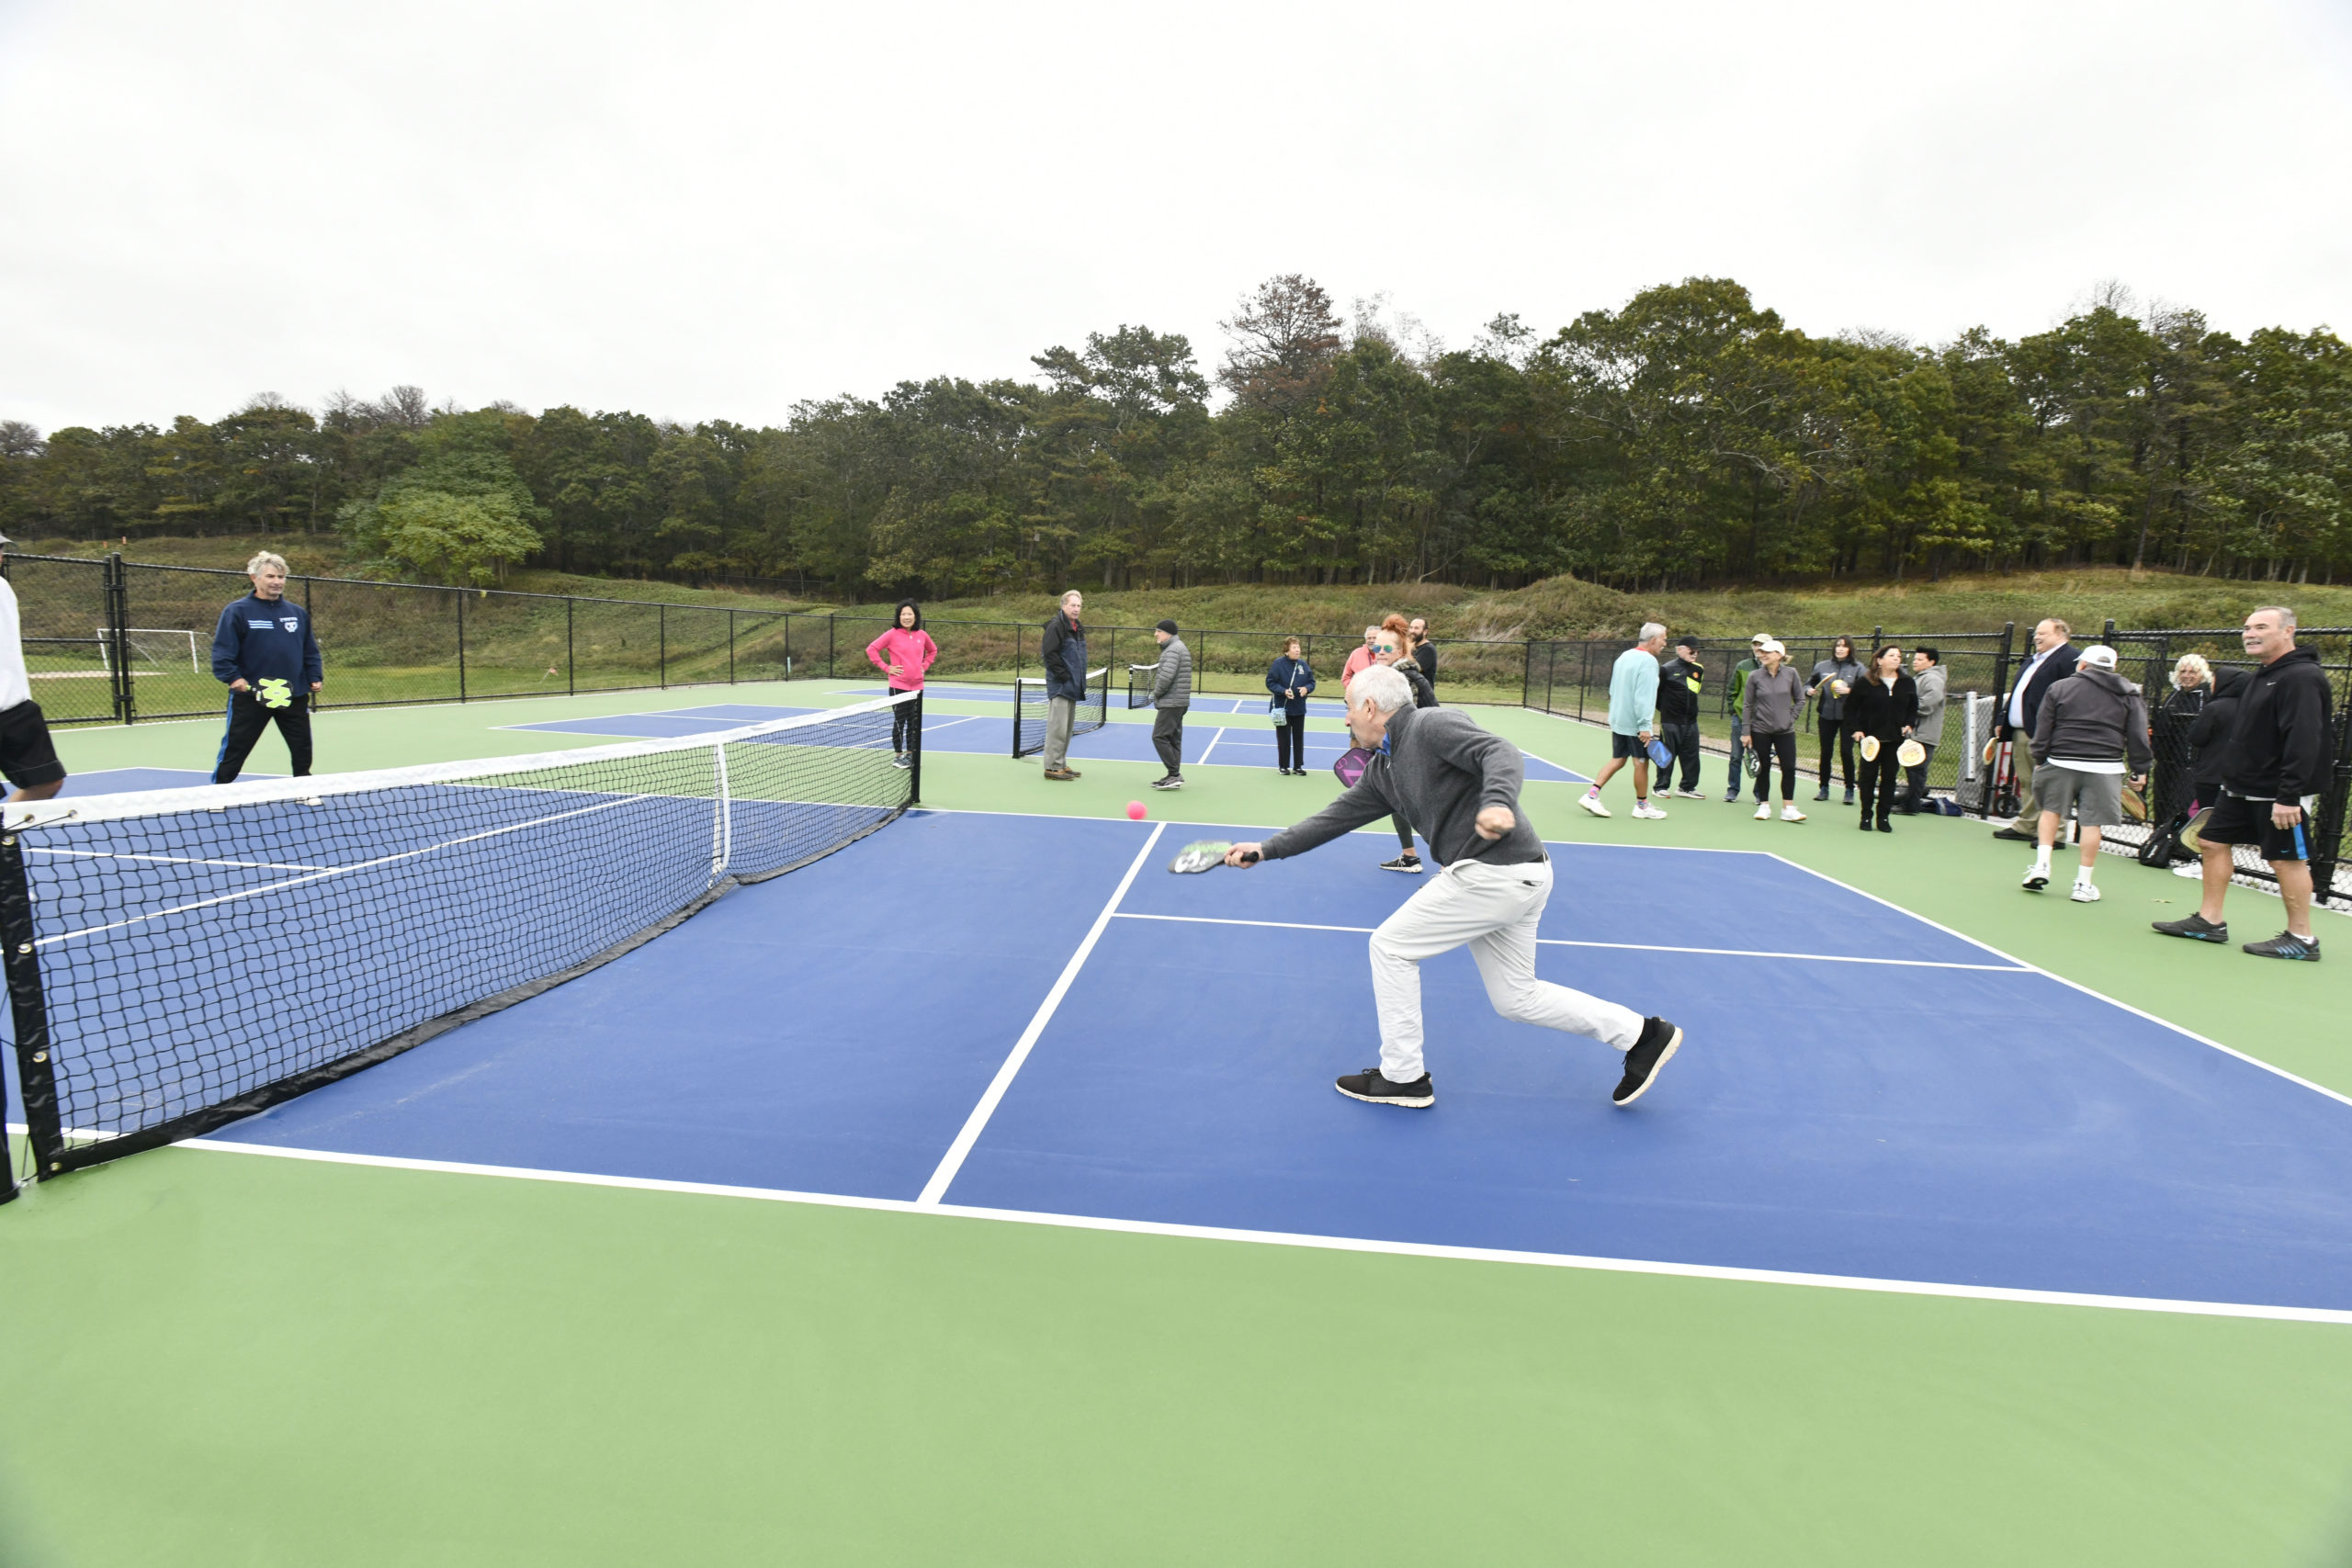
1845, 644, 1919, 833
2186, 666, 2251, 814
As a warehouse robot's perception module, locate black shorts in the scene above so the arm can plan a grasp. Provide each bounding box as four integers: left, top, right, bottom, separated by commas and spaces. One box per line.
0, 699, 65, 789
1611, 731, 1649, 759
2200, 791, 2316, 863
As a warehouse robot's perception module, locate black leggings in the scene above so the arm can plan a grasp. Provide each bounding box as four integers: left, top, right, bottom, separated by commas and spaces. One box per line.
1817, 716, 1854, 789
1393, 814, 1416, 854
1750, 729, 1798, 800
1274, 716, 1305, 770
889, 689, 922, 754
214, 691, 312, 783
1857, 750, 1900, 823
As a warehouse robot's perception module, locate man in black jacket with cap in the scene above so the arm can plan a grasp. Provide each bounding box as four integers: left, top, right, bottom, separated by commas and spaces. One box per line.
2154, 606, 2335, 959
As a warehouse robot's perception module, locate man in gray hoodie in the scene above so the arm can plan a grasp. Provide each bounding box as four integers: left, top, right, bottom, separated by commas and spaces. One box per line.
2021, 644, 2151, 902
1224, 663, 1683, 1111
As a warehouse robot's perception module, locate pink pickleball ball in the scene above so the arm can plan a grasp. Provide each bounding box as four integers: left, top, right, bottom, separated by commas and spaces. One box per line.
1126, 801, 1148, 820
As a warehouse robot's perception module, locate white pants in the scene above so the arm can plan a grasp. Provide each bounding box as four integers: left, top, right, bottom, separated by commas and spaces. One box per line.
1370, 857, 1643, 1083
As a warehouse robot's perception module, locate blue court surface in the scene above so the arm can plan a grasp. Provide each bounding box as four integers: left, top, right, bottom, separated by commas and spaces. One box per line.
55, 767, 280, 795
506, 701, 1589, 781
214, 807, 2352, 1315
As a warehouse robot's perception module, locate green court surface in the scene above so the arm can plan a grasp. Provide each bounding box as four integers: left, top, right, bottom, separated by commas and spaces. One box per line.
6, 680, 2352, 1565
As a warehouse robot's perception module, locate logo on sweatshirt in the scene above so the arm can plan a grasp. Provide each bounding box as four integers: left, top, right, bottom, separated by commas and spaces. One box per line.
281, 616, 300, 634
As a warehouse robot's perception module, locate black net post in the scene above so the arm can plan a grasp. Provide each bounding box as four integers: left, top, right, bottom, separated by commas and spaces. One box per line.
104, 552, 134, 726
1, 829, 62, 1183
909, 691, 922, 805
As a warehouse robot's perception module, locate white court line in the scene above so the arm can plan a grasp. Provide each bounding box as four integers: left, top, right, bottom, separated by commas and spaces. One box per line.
1193, 726, 1225, 766
915, 820, 1166, 1206
1109, 911, 2030, 970
1767, 852, 2352, 1112
160, 1138, 2352, 1326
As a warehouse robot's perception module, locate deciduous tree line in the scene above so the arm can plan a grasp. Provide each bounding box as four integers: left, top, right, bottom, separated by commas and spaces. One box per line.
4, 276, 2345, 593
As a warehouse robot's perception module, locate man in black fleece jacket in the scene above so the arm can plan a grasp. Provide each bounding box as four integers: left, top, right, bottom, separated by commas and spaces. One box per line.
1225, 663, 1683, 1111
2155, 607, 2335, 959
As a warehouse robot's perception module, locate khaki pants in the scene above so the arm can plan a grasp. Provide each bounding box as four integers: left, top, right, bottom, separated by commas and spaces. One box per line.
2004, 738, 2041, 822
1043, 696, 1076, 772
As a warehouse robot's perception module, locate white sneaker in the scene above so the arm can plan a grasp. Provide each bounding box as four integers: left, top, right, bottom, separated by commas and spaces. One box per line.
2172, 861, 2203, 878
1780, 805, 1806, 822
1578, 792, 1611, 818
2071, 881, 2101, 903
1672, 787, 1708, 800
1754, 801, 1772, 820
1631, 801, 1668, 819
2023, 863, 2050, 891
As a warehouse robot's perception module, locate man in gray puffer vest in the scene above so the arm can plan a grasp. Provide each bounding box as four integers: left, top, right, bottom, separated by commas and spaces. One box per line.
2022, 644, 2151, 902
1224, 664, 1683, 1111
1148, 619, 1193, 790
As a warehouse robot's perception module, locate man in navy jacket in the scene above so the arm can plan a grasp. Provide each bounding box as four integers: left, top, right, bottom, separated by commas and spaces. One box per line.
210, 550, 323, 784
1990, 617, 2079, 841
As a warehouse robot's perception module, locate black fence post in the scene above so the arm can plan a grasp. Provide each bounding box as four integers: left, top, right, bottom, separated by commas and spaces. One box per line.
828, 614, 837, 679
566, 598, 576, 696
1, 830, 62, 1184
728, 610, 736, 685
660, 604, 668, 689
456, 589, 468, 703
2312, 700, 2352, 903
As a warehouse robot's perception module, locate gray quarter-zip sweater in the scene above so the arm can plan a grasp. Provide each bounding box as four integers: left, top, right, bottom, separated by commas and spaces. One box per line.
1261, 705, 1545, 868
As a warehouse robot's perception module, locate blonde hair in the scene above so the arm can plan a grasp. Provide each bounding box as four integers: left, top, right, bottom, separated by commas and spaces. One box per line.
247, 551, 288, 576
2173, 652, 2212, 689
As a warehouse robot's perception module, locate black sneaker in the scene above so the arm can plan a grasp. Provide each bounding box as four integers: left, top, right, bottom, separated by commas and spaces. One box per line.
1612, 1017, 1682, 1106
1991, 825, 2035, 842
1843, 787, 1857, 806
1380, 854, 1423, 874
2153, 912, 2229, 942
1335, 1067, 1434, 1108
1814, 784, 1829, 801
2244, 931, 2321, 961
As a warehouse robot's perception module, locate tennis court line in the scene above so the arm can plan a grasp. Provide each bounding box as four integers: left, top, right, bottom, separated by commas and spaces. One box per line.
1193, 727, 1225, 766
1768, 853, 2352, 1113
162, 1137, 2352, 1326
915, 819, 1167, 1207
1107, 911, 2030, 971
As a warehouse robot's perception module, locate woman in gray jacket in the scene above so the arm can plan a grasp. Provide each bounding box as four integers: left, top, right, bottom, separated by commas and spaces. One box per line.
1745, 639, 1810, 822
1809, 637, 1865, 804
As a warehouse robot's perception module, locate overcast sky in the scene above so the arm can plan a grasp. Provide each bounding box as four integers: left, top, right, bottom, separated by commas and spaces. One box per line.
4, 0, 2348, 435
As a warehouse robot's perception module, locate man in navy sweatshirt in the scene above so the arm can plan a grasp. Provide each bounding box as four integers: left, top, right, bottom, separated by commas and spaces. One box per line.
210, 550, 323, 784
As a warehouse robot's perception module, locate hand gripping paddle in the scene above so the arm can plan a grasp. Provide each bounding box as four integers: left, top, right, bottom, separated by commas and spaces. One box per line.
1169, 840, 1258, 874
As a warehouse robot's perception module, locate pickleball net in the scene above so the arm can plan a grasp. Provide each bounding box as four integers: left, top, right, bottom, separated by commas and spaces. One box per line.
0, 692, 917, 1190
1012, 667, 1109, 758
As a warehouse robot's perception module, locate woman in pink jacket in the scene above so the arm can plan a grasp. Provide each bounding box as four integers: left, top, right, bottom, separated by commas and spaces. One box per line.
865, 601, 937, 769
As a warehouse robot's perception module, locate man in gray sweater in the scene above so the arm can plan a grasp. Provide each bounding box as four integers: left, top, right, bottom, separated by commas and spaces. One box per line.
1148, 619, 1193, 791
1225, 664, 1683, 1110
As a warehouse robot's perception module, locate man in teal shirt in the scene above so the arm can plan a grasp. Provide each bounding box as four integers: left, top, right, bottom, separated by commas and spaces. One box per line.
1579, 622, 1668, 819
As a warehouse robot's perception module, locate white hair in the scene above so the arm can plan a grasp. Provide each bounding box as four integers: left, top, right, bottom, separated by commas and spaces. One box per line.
1638, 622, 1668, 646
1348, 663, 1413, 716
247, 551, 288, 576
2252, 604, 2297, 628
2173, 652, 2212, 688
1059, 589, 1082, 606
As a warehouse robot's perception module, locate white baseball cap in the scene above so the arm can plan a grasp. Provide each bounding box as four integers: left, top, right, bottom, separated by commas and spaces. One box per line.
1757, 637, 1785, 655
2079, 645, 2118, 670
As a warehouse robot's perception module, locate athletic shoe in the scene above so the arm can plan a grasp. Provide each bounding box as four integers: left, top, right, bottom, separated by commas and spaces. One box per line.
1780, 805, 1806, 822
2022, 863, 2050, 891
2153, 912, 2228, 942
2070, 882, 2101, 903
1043, 768, 1078, 782
1673, 787, 1708, 800
1380, 855, 1423, 874
1843, 787, 1857, 806
1578, 792, 1611, 818
891, 753, 912, 769
1991, 825, 2035, 842
2243, 931, 2322, 961
2172, 861, 2203, 878
1724, 786, 1743, 802
1149, 776, 1182, 791
1814, 784, 1829, 801
1611, 1016, 1682, 1106
1335, 1067, 1435, 1108
1631, 801, 1668, 819
1754, 800, 1773, 820
1875, 819, 1893, 833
